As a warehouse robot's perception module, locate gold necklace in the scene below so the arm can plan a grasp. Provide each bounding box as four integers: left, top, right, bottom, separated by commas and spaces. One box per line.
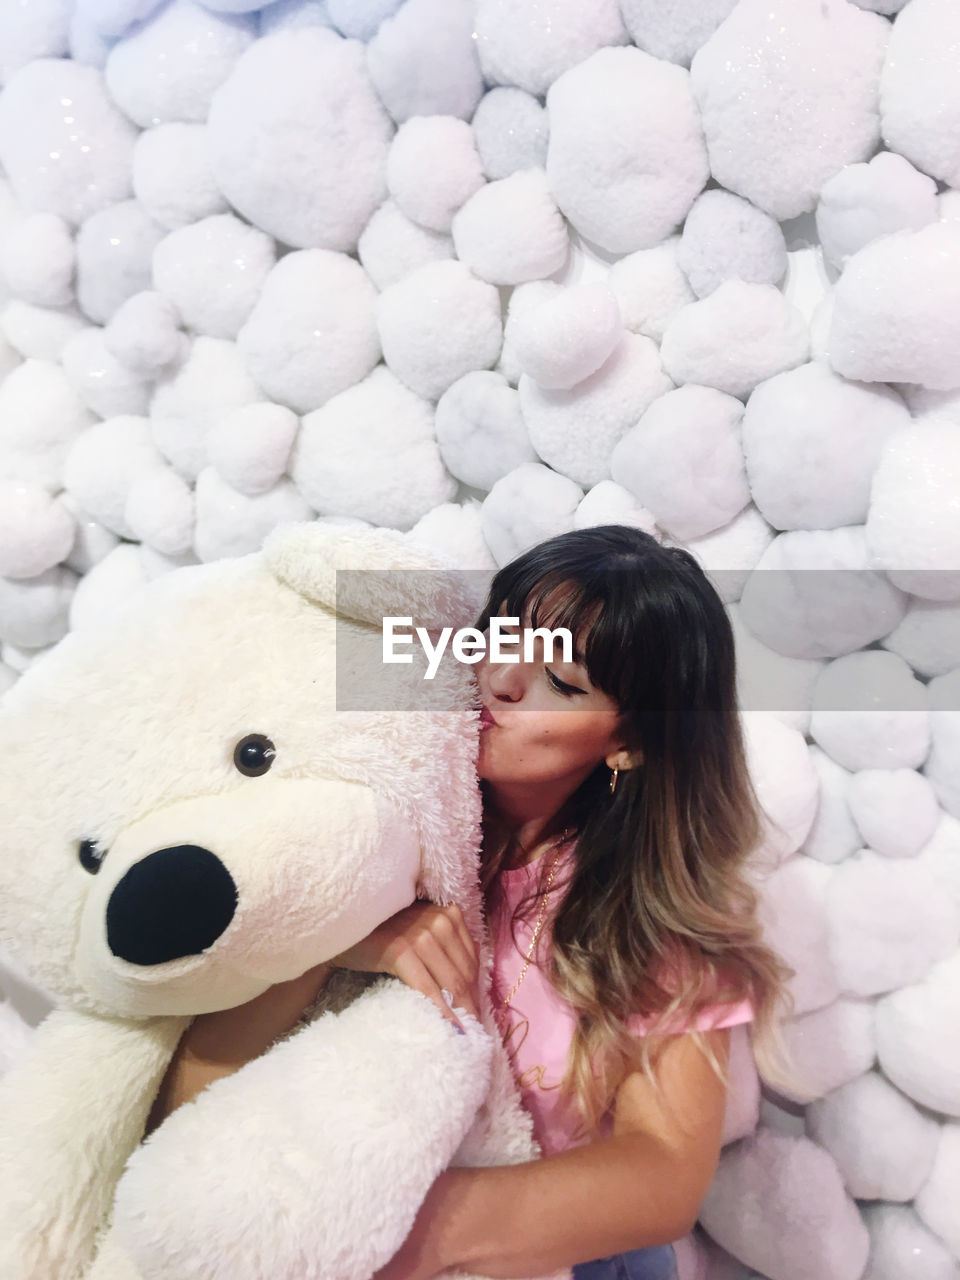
500, 830, 571, 1008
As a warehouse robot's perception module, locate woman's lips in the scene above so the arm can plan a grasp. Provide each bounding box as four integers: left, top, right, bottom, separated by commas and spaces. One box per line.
479, 705, 498, 729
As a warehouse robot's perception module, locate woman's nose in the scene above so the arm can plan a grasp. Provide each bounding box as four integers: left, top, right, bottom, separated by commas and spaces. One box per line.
482, 652, 526, 701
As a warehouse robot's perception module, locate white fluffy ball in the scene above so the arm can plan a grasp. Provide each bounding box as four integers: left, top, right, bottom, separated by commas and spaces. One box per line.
451, 169, 569, 286
377, 259, 502, 401
132, 124, 229, 232
471, 88, 549, 181
510, 282, 622, 390
473, 0, 627, 97
237, 250, 380, 415
546, 46, 709, 253
387, 115, 485, 233
677, 189, 787, 298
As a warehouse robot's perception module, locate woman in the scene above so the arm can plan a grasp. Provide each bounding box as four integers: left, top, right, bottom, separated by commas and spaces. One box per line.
150, 524, 795, 1279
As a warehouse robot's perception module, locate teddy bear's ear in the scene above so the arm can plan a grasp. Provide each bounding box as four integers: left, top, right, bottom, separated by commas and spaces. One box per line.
262, 520, 487, 630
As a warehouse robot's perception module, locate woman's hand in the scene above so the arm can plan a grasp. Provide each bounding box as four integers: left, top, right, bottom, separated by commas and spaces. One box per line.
331, 902, 481, 1030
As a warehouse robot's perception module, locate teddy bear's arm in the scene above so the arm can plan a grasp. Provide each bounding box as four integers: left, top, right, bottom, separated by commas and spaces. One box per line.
111, 979, 493, 1280
0, 1007, 187, 1280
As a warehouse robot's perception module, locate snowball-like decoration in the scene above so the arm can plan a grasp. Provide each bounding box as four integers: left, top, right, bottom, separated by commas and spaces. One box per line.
194, 468, 315, 563
0, 214, 74, 309
237, 249, 379, 414
152, 214, 275, 340
206, 402, 299, 497
520, 333, 672, 488
386, 116, 484, 233
473, 0, 626, 97
68, 8, 114, 66
0, 483, 75, 579
927, 669, 960, 820
132, 124, 228, 231
691, 0, 888, 219
0, 0, 70, 85
727, 608, 824, 736
866, 420, 960, 602
0, 58, 137, 225
451, 169, 568, 287
407, 500, 497, 573
103, 290, 186, 375
698, 1129, 870, 1280
123, 465, 195, 556
757, 855, 839, 1013
661, 281, 808, 399
607, 237, 695, 343
291, 366, 455, 529
73, 0, 166, 41
2, 301, 85, 363
150, 336, 261, 479
60, 327, 150, 418
740, 715, 820, 866
510, 282, 621, 390
832, 223, 960, 392
377, 259, 502, 401
104, 0, 256, 127
876, 952, 960, 1118
207, 27, 393, 251
801, 749, 865, 867
357, 201, 454, 291
63, 415, 167, 539
61, 492, 120, 576
256, 0, 336, 36
681, 507, 776, 607
915, 815, 960, 917
0, 565, 76, 649
497, 279, 559, 386
573, 482, 657, 536
881, 0, 960, 189
326, 0, 402, 40
619, 0, 736, 67
75, 200, 165, 325
809, 650, 930, 772
546, 46, 708, 254
677, 189, 786, 298
861, 1203, 960, 1280
741, 363, 910, 531
480, 463, 583, 566
916, 1122, 960, 1257
825, 849, 959, 997
471, 88, 549, 182
434, 371, 537, 491
846, 769, 940, 858
806, 1071, 940, 1202
0, 358, 94, 490
816, 152, 939, 271
884, 597, 960, 683
770, 997, 875, 1106
366, 0, 483, 124
611, 386, 747, 542
68, 543, 151, 633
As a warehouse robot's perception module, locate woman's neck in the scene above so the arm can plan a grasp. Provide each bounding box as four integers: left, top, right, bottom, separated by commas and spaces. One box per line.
482, 804, 573, 871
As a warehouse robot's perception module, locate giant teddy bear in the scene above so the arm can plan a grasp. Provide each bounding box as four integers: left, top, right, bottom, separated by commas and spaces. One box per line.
0, 520, 566, 1280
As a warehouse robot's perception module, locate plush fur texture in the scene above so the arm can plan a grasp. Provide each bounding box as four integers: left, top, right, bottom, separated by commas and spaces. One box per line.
0, 522, 562, 1280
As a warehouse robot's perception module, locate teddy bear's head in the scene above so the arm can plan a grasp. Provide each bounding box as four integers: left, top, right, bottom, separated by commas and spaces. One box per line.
0, 522, 487, 1020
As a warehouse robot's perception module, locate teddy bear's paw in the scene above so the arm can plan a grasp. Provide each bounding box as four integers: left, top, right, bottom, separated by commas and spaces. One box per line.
112, 980, 494, 1280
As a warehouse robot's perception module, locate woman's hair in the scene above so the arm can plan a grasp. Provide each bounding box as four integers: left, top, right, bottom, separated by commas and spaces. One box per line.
475, 524, 798, 1136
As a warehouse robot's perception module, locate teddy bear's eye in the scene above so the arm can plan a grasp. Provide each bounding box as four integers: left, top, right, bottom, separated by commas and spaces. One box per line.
78, 839, 107, 875
233, 734, 276, 778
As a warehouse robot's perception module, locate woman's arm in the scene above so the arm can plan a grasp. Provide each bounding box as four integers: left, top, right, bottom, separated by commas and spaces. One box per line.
375, 1027, 731, 1280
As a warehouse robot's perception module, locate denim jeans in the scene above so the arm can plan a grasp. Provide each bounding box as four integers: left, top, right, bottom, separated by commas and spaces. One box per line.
572, 1244, 678, 1280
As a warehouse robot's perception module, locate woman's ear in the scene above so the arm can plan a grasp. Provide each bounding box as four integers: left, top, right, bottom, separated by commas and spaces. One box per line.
605, 747, 643, 773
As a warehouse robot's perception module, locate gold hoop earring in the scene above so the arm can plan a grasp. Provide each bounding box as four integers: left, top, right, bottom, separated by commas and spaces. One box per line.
609, 766, 619, 795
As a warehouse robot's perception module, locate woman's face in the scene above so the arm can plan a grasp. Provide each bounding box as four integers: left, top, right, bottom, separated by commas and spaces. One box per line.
474, 602, 633, 793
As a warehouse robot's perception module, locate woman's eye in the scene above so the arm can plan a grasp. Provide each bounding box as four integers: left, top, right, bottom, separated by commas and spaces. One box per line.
546, 669, 583, 696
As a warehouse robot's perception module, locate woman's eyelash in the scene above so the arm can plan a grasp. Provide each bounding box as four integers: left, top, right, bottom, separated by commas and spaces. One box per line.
546, 669, 583, 696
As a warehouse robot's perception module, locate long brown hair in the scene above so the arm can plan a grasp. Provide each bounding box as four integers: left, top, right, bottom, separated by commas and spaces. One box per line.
476, 525, 797, 1135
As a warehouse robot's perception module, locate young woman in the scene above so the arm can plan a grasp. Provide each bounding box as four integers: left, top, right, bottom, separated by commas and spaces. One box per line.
150, 524, 794, 1280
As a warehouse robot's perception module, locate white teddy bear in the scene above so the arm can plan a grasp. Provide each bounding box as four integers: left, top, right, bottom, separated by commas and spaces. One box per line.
0, 521, 563, 1280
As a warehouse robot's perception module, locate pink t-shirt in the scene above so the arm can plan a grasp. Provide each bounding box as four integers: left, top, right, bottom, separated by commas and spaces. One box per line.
487, 844, 755, 1157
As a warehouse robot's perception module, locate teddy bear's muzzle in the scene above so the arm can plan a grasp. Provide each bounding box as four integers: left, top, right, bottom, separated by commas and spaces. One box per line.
106, 845, 239, 966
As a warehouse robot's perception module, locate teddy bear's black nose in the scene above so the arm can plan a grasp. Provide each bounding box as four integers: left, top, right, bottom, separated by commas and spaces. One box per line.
106, 846, 239, 966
